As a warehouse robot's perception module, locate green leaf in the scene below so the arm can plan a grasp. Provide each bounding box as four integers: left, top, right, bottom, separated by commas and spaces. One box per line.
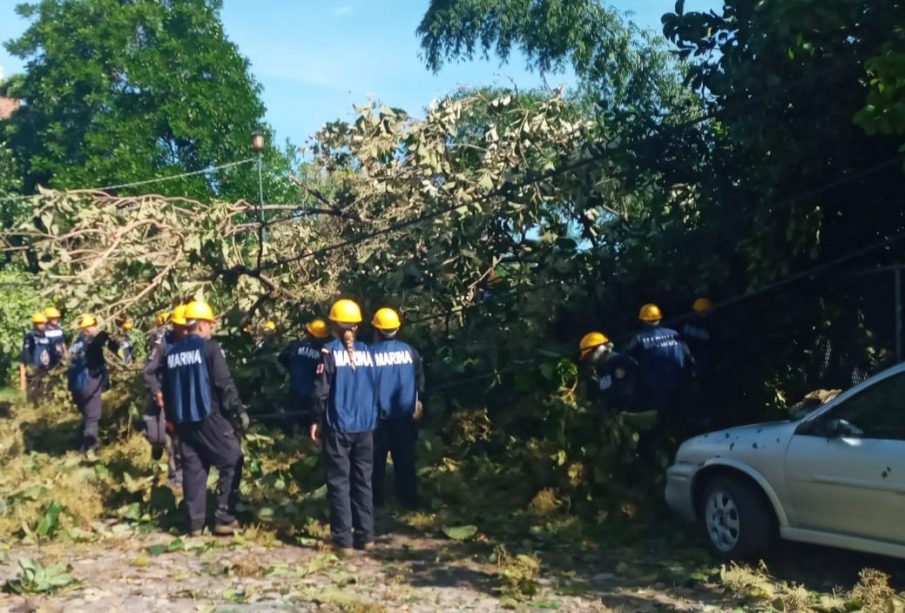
35, 501, 63, 537
442, 525, 478, 541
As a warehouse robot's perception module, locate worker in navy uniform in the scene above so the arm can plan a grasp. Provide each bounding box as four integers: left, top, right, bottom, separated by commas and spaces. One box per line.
278, 318, 330, 434
578, 331, 639, 413
120, 318, 136, 365
20, 312, 54, 403
143, 304, 187, 486
147, 311, 170, 355
682, 298, 715, 381
159, 301, 247, 536
682, 297, 723, 431
311, 299, 377, 554
370, 308, 424, 510
67, 314, 120, 454
43, 306, 67, 368
624, 304, 694, 432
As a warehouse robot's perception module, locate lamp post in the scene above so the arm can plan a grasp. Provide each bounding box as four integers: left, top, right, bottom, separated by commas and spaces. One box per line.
251, 130, 266, 244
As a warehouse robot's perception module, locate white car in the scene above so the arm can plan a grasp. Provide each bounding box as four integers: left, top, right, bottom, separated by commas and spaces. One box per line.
665, 363, 905, 560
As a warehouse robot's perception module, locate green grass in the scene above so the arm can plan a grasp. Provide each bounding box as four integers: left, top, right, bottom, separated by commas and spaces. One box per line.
0, 387, 24, 402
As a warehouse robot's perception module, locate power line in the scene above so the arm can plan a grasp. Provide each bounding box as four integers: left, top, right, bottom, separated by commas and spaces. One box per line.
90, 158, 255, 192
0, 157, 256, 205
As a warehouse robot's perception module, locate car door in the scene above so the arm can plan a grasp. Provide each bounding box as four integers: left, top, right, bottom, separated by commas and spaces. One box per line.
784, 371, 905, 544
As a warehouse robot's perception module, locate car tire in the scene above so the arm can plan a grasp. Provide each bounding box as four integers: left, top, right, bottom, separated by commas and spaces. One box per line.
698, 476, 776, 560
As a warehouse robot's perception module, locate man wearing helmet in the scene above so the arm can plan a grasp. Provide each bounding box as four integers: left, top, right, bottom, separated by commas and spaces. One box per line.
43, 307, 67, 367
311, 299, 378, 554
159, 300, 248, 536
578, 331, 639, 413
624, 304, 694, 429
67, 314, 120, 454
143, 304, 188, 486
20, 312, 53, 403
278, 318, 330, 435
370, 307, 424, 510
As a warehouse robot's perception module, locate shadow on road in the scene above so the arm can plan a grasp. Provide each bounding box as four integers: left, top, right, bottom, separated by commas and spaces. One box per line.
765, 540, 905, 591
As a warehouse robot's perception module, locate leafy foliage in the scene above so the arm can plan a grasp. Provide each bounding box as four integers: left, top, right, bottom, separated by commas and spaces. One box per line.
3, 557, 77, 594
1, 0, 285, 202
418, 0, 694, 116
0, 271, 41, 383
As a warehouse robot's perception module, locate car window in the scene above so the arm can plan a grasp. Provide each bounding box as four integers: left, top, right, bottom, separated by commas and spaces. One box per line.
826, 372, 905, 440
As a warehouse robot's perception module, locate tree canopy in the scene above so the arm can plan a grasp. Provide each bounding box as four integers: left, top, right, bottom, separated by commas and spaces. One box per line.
2, 0, 273, 201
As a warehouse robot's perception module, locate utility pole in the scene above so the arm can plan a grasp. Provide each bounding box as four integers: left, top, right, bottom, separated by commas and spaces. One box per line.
251, 130, 266, 244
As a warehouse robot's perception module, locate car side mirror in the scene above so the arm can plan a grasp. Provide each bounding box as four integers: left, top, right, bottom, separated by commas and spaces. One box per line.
798, 416, 841, 437
822, 418, 843, 438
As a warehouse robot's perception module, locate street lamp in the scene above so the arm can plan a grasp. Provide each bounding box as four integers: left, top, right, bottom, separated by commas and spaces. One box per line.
251, 130, 266, 244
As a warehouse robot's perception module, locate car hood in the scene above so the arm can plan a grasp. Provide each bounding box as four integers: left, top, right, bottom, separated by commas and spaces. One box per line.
675, 421, 800, 465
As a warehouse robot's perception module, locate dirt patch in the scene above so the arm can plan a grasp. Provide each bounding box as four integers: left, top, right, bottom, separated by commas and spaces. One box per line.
0, 529, 741, 612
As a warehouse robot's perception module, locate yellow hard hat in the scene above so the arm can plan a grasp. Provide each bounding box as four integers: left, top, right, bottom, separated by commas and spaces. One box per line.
372, 307, 401, 331
44, 307, 61, 319
32, 312, 48, 324
693, 297, 713, 314
579, 331, 609, 360
185, 301, 215, 323
170, 304, 188, 327
262, 320, 276, 332
306, 318, 329, 339
639, 303, 663, 322
155, 311, 171, 326
329, 299, 363, 324
78, 313, 98, 328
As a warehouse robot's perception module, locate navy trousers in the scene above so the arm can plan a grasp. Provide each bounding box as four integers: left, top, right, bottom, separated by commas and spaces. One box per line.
373, 418, 418, 509
73, 375, 104, 452
323, 428, 374, 548
177, 411, 244, 532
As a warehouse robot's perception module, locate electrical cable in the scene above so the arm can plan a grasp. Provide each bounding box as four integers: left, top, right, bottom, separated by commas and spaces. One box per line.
0, 157, 256, 205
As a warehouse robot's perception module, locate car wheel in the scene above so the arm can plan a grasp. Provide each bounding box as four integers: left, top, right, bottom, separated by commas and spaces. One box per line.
699, 476, 776, 560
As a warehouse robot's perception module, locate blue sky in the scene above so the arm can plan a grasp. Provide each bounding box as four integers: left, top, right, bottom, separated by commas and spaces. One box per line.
0, 0, 719, 147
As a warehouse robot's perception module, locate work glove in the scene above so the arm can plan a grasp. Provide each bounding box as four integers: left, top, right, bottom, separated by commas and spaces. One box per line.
231, 405, 250, 434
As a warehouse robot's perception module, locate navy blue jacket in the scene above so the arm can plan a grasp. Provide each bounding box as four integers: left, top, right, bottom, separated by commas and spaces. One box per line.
371, 338, 424, 420
163, 334, 213, 424
143, 331, 171, 398
44, 325, 66, 367
21, 332, 53, 370
279, 338, 324, 400
312, 338, 377, 433
624, 325, 693, 396
157, 334, 242, 424
682, 318, 714, 378
596, 352, 639, 411
67, 331, 119, 393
